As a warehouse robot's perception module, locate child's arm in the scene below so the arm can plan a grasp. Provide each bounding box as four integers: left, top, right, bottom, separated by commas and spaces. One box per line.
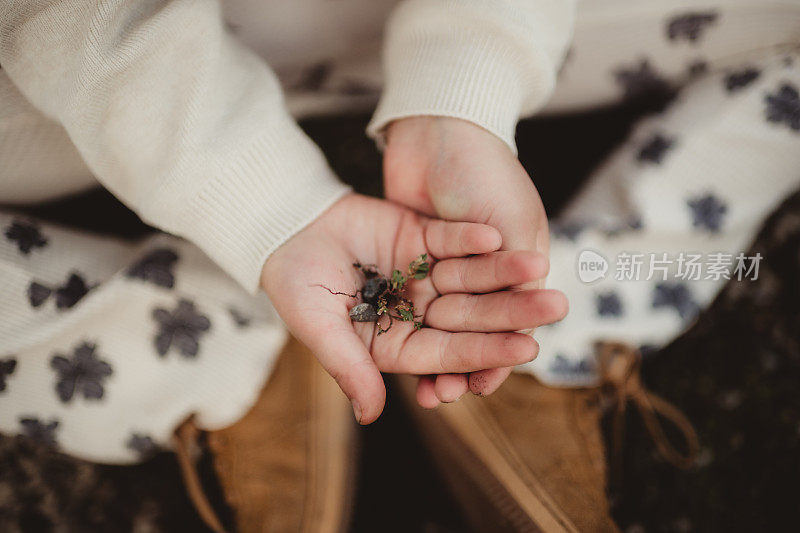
0, 0, 348, 293
0, 1, 566, 420
368, 0, 576, 154
369, 0, 577, 403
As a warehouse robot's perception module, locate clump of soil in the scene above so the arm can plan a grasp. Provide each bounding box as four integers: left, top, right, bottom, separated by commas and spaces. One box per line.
348, 254, 429, 334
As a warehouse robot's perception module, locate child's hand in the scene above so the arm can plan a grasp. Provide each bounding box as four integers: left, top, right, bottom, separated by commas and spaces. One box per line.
261, 193, 564, 423
383, 116, 562, 405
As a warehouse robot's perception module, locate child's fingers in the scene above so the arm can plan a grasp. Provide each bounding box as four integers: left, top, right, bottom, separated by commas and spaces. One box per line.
434, 373, 469, 403
470, 366, 514, 396
416, 375, 441, 409
425, 289, 568, 332
431, 250, 548, 294
424, 219, 502, 259
303, 321, 386, 424
376, 329, 538, 374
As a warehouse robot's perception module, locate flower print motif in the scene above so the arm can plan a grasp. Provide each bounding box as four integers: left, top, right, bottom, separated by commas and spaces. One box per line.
0, 357, 17, 392
55, 273, 93, 308
596, 292, 624, 317
628, 217, 644, 231
229, 307, 251, 328
5, 219, 48, 255
19, 417, 60, 447
723, 68, 760, 92
764, 83, 800, 131
549, 354, 595, 377
127, 248, 179, 288
613, 59, 672, 101
550, 220, 586, 241
50, 342, 113, 403
152, 299, 211, 358
687, 193, 728, 232
652, 282, 699, 320
28, 282, 52, 308
637, 133, 675, 164
687, 60, 708, 78
126, 433, 159, 460
666, 12, 719, 43
27, 272, 93, 310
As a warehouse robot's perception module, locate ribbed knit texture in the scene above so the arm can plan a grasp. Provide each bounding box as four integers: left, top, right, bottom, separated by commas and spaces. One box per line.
367, 0, 575, 153
0, 0, 571, 289
0, 0, 351, 293
151, 114, 351, 292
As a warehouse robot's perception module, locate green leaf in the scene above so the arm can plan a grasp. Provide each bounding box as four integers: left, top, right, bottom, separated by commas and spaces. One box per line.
398, 308, 413, 321
391, 269, 404, 283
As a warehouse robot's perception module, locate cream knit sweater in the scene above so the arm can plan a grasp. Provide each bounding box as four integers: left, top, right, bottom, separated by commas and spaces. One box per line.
0, 0, 574, 292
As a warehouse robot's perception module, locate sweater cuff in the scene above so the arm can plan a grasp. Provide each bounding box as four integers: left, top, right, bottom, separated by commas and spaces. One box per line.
151, 115, 351, 294
367, 21, 549, 154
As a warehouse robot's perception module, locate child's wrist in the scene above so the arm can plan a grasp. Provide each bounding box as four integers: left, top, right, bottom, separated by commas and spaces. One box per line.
387, 115, 511, 153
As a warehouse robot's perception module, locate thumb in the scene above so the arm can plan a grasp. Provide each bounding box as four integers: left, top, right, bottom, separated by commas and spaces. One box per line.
300, 314, 386, 424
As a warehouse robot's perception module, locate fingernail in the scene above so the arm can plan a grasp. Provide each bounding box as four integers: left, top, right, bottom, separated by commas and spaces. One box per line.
351, 400, 362, 424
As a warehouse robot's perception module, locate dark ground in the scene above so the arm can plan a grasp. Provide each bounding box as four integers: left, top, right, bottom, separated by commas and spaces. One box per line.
2, 98, 800, 532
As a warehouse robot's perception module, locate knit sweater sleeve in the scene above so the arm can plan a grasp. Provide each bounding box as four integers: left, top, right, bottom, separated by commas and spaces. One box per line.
367, 0, 577, 154
0, 0, 350, 292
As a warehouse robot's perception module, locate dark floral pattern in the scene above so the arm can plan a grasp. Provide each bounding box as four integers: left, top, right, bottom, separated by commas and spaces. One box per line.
637, 133, 675, 164
19, 417, 59, 447
27, 272, 93, 310
127, 248, 179, 288
50, 342, 113, 403
550, 220, 586, 241
5, 220, 48, 255
596, 292, 624, 317
614, 59, 672, 101
27, 282, 52, 307
723, 67, 760, 92
687, 193, 728, 232
666, 12, 719, 43
687, 60, 708, 78
152, 299, 211, 358
228, 307, 251, 328
764, 83, 800, 131
652, 282, 699, 320
55, 274, 92, 308
126, 433, 159, 460
0, 357, 17, 392
549, 354, 595, 377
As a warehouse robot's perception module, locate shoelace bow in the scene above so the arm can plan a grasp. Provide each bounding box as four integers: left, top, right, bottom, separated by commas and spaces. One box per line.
597, 341, 699, 474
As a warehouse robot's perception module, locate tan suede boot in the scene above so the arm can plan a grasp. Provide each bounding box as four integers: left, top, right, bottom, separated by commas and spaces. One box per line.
395, 342, 698, 533
175, 337, 358, 533
395, 373, 618, 533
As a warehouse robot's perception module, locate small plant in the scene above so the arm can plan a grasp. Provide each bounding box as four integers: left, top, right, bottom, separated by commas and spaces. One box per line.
340, 254, 430, 334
